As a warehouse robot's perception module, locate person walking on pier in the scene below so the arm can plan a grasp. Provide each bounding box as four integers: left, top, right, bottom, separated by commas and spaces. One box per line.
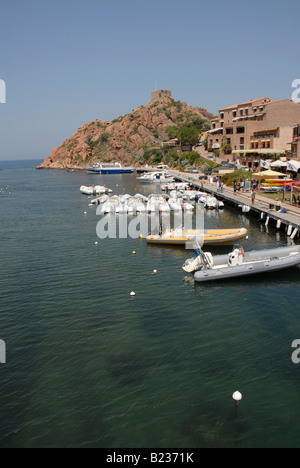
234, 180, 237, 194
251, 189, 256, 205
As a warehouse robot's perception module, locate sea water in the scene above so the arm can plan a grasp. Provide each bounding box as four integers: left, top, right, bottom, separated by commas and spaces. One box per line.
0, 160, 300, 448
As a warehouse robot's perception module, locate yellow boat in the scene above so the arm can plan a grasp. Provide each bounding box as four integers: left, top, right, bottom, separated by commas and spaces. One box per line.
146, 228, 248, 246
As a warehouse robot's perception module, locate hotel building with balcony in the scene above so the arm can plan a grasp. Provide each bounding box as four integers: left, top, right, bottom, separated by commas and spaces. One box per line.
207, 98, 300, 169
291, 124, 300, 160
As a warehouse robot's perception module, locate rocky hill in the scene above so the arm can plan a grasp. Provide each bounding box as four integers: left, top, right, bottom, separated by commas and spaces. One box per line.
37, 94, 213, 170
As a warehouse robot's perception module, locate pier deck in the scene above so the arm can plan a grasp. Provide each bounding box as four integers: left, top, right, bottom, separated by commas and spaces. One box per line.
169, 171, 300, 233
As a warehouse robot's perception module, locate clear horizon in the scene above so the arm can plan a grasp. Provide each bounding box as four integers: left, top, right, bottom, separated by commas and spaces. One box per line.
1, 0, 300, 161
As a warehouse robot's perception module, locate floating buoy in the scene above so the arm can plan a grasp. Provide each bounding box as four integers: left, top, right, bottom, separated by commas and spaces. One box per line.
130, 291, 136, 297
287, 225, 293, 237
84, 211, 87, 215
291, 228, 298, 240
139, 234, 143, 239
153, 269, 158, 274
95, 241, 98, 245
132, 251, 136, 255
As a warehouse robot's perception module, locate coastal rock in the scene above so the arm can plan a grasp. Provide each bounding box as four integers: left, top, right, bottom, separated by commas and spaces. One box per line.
37, 96, 214, 170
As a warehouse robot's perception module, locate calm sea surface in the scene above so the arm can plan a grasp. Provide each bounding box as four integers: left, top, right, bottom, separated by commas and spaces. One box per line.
1, 160, 300, 448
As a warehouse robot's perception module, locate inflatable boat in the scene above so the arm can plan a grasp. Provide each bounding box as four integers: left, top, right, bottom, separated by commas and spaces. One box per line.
183, 245, 300, 282
147, 228, 248, 246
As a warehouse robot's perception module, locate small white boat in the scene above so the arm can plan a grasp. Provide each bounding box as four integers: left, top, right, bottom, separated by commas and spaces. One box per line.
137, 172, 174, 184
80, 185, 112, 195
168, 198, 182, 212
200, 195, 224, 209
90, 194, 109, 205
147, 195, 170, 213
204, 196, 218, 209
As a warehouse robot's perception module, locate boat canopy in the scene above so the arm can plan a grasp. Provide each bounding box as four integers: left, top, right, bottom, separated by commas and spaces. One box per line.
252, 170, 286, 180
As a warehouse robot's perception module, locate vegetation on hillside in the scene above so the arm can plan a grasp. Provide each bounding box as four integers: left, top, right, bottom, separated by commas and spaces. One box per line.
39, 97, 214, 169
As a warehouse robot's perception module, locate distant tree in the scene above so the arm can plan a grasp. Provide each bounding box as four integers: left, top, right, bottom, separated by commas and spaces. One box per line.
177, 125, 200, 150
183, 151, 201, 165
165, 126, 178, 139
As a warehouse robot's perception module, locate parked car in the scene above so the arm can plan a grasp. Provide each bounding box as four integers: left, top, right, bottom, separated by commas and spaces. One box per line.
221, 161, 229, 166
207, 155, 216, 162
240, 166, 250, 172
188, 167, 199, 174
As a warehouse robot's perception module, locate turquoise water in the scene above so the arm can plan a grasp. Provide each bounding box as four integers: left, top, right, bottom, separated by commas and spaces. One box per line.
0, 160, 300, 448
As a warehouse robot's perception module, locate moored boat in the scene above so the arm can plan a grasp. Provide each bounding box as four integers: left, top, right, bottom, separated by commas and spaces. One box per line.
146, 228, 248, 246
85, 162, 134, 174
137, 172, 174, 184
183, 245, 300, 282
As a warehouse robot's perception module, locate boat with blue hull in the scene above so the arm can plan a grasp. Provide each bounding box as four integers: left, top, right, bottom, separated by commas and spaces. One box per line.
85, 162, 134, 174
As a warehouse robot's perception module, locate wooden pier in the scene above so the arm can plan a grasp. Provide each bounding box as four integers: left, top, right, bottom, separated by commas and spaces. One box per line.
169, 171, 300, 238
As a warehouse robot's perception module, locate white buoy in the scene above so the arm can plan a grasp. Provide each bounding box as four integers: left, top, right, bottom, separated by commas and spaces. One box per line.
130, 291, 136, 297
291, 228, 298, 240
232, 391, 243, 405
95, 241, 98, 245
84, 211, 87, 215
153, 270, 158, 274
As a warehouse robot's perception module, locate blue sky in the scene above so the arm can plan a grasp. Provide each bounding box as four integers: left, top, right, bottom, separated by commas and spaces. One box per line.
1, 0, 300, 160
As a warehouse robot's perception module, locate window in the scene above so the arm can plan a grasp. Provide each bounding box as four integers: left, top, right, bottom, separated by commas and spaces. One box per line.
233, 111, 237, 118
237, 127, 245, 134
240, 137, 245, 145
226, 128, 233, 135
240, 110, 244, 116
220, 113, 224, 119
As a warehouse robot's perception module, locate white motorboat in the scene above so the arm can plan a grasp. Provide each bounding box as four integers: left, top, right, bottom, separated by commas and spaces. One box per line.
137, 172, 174, 184
84, 162, 134, 174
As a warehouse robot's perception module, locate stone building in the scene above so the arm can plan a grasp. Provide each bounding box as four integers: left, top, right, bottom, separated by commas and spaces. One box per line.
151, 90, 172, 102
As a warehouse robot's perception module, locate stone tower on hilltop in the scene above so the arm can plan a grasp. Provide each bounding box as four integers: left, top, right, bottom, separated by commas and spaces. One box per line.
151, 89, 172, 102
